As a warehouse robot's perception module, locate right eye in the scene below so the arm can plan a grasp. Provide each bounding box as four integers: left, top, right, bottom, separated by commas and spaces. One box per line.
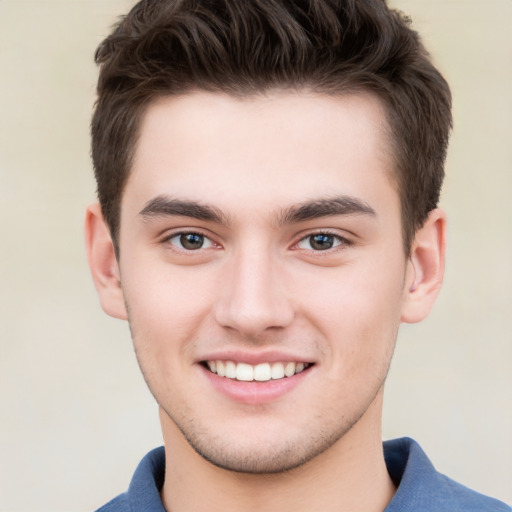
167, 232, 214, 251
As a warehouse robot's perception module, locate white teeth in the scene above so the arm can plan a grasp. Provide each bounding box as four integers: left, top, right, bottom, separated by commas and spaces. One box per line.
206, 360, 310, 381
225, 361, 237, 379
271, 362, 285, 379
254, 363, 271, 381
216, 361, 226, 377
284, 362, 296, 378
236, 363, 254, 381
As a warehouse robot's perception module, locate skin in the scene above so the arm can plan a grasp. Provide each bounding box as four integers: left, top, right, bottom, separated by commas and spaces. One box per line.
86, 91, 446, 512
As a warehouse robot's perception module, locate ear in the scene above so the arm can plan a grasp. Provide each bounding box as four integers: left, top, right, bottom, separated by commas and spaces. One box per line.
84, 203, 128, 320
401, 208, 446, 324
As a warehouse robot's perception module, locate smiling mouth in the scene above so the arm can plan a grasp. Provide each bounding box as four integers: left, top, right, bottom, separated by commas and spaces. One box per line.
202, 360, 313, 382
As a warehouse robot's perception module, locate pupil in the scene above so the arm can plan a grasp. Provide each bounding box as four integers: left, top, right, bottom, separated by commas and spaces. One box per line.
311, 234, 333, 250
181, 233, 204, 250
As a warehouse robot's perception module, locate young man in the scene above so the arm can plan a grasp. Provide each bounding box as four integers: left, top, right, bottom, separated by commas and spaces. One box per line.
85, 1, 510, 511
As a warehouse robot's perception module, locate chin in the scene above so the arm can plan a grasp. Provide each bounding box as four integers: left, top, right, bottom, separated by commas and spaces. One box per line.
168, 409, 357, 475
189, 440, 325, 474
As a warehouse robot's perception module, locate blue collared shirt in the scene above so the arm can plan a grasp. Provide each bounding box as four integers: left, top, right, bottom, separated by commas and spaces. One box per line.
95, 437, 511, 511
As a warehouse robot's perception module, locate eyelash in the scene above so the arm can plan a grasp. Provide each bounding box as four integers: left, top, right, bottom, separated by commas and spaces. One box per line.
162, 231, 217, 252
161, 229, 352, 253
294, 230, 352, 253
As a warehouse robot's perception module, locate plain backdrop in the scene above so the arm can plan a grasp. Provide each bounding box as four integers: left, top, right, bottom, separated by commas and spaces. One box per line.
0, 1, 511, 510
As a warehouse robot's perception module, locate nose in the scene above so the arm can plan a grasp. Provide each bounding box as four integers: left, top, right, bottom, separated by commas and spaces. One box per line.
213, 247, 295, 338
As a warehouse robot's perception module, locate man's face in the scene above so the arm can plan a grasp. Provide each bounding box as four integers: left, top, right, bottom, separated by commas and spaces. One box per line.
116, 91, 411, 472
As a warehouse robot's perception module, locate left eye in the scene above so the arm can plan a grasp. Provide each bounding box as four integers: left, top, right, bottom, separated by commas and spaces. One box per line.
168, 232, 214, 250
297, 233, 344, 251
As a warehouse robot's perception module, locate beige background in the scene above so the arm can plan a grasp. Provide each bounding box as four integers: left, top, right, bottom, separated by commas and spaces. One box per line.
0, 0, 511, 510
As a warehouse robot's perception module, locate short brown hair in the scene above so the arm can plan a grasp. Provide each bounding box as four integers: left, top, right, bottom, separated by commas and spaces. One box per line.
92, 0, 452, 253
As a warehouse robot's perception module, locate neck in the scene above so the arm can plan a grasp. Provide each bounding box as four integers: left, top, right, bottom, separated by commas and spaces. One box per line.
159, 394, 395, 512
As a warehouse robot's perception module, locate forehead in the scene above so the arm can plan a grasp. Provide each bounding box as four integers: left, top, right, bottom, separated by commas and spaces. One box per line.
124, 90, 398, 223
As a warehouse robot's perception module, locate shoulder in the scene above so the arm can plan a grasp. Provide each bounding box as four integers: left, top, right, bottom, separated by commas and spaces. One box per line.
384, 437, 511, 512
93, 447, 166, 512
94, 493, 129, 512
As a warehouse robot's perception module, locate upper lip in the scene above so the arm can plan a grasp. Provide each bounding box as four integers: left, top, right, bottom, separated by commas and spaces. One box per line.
197, 350, 315, 366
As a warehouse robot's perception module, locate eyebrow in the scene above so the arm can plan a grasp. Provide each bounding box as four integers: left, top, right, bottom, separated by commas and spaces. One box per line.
277, 196, 376, 225
139, 194, 376, 226
139, 196, 229, 225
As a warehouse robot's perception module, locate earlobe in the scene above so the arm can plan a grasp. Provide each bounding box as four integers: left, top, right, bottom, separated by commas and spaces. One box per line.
401, 209, 446, 324
84, 203, 128, 320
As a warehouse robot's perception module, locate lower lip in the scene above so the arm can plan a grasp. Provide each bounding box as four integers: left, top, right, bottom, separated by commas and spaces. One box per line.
201, 365, 312, 405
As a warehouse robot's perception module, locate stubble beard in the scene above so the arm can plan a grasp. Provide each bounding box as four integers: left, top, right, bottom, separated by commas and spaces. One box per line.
127, 308, 395, 475
154, 373, 389, 475
162, 406, 370, 475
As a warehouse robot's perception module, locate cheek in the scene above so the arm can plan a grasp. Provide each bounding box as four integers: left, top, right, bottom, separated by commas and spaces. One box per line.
122, 255, 215, 322
293, 256, 405, 357
119, 260, 220, 371
121, 270, 208, 401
